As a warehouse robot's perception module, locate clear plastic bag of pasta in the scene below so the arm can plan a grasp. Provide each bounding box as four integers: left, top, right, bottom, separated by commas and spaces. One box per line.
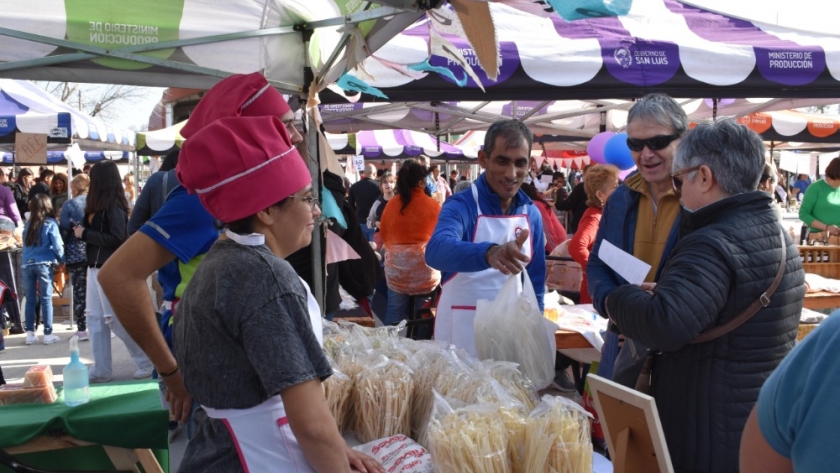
322, 319, 354, 360
409, 346, 468, 445
475, 274, 556, 390
483, 360, 540, 411
524, 395, 593, 473
426, 391, 511, 473
353, 354, 415, 443
323, 367, 353, 432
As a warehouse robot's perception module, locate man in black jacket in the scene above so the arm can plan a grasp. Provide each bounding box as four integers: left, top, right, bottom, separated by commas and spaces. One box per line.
555, 167, 589, 234
28, 169, 53, 200
348, 164, 380, 242
604, 119, 805, 473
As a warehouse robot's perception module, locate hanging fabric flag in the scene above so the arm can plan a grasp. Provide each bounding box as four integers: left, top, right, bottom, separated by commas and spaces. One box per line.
320, 185, 348, 230
370, 55, 428, 81
427, 29, 486, 92
550, 0, 633, 21
326, 228, 361, 264
449, 0, 499, 80
408, 59, 468, 87
336, 73, 389, 99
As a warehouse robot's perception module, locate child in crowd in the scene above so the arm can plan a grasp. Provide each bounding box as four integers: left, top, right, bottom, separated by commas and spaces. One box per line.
22, 194, 64, 345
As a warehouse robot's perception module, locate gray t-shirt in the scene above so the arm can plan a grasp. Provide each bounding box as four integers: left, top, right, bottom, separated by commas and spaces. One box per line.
174, 238, 331, 472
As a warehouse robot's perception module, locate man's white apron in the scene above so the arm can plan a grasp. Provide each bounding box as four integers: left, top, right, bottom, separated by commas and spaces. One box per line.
434, 184, 532, 357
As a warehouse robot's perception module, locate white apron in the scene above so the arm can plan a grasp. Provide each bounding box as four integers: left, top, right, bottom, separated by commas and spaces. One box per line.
434, 184, 532, 357
202, 230, 325, 472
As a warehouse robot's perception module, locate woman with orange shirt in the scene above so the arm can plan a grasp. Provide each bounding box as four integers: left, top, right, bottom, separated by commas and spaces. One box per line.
568, 165, 620, 304
379, 160, 441, 325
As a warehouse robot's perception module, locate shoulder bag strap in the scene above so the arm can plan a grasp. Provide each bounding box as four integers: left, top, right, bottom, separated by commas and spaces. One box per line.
691, 229, 787, 345
162, 171, 169, 203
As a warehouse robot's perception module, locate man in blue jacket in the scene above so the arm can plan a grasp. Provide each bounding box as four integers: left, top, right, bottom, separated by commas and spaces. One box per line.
587, 93, 686, 386
426, 119, 546, 357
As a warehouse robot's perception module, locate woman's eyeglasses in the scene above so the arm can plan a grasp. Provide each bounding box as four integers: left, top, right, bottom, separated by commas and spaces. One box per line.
292, 195, 320, 211
670, 166, 701, 197
626, 133, 681, 152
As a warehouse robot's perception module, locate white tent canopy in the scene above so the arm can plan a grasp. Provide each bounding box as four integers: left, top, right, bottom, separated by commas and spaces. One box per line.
136, 120, 185, 156
0, 0, 426, 95
0, 78, 135, 150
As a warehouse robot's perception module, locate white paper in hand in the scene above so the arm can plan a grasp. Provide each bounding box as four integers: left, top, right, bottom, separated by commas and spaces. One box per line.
598, 239, 651, 285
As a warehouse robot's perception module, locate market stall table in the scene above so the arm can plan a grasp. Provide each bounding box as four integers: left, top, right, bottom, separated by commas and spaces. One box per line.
548, 304, 607, 365
803, 291, 840, 310
0, 380, 169, 473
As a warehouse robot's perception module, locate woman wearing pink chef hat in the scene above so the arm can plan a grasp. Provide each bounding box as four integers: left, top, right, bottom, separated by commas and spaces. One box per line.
172, 115, 384, 473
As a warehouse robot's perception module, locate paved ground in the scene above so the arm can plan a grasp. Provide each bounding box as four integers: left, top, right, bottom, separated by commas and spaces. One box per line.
1, 322, 187, 471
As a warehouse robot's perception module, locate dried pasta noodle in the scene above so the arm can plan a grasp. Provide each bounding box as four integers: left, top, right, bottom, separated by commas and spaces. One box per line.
427, 405, 512, 473
410, 350, 469, 445
498, 407, 528, 473
523, 396, 592, 473
484, 361, 539, 411
323, 369, 352, 431
336, 352, 364, 432
354, 359, 415, 443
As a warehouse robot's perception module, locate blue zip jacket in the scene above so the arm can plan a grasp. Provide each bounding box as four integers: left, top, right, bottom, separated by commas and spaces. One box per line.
59, 195, 87, 265
587, 173, 681, 317
425, 173, 546, 311
22, 217, 65, 266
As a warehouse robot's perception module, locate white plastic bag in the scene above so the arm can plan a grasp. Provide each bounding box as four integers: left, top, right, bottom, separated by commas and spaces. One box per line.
474, 274, 556, 390
353, 435, 435, 473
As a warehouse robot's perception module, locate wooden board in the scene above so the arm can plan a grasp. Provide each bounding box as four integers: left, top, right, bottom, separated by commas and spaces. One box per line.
5, 435, 163, 473
555, 329, 594, 349
587, 375, 674, 473
803, 291, 840, 310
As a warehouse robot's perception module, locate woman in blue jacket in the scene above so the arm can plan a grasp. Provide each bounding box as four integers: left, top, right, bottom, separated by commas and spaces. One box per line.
22, 194, 64, 345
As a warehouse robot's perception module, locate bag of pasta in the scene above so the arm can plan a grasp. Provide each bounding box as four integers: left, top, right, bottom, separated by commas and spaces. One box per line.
410, 346, 468, 445
353, 435, 434, 473
323, 367, 353, 432
474, 274, 556, 390
426, 391, 511, 473
353, 354, 415, 443
523, 395, 593, 473
483, 360, 540, 411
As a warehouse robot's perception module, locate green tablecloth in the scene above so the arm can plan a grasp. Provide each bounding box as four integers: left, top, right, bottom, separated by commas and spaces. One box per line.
0, 380, 169, 472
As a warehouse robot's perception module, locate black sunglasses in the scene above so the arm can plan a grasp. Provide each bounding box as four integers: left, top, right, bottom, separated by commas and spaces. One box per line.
626, 133, 681, 152
670, 166, 701, 197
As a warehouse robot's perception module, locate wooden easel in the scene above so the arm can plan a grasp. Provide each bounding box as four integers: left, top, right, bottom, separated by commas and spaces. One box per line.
587, 375, 674, 473
4, 434, 164, 473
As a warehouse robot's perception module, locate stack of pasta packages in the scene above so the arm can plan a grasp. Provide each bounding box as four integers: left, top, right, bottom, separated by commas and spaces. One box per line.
322, 321, 593, 473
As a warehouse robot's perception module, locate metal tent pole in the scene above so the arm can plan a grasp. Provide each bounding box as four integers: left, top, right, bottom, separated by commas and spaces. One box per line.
66, 162, 74, 330
303, 29, 325, 313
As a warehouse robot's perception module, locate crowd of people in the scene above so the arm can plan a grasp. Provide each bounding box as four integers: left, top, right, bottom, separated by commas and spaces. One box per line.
1, 162, 146, 380
1, 72, 836, 473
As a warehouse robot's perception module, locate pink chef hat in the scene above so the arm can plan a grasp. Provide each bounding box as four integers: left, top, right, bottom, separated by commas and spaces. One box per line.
176, 116, 311, 223
181, 72, 291, 139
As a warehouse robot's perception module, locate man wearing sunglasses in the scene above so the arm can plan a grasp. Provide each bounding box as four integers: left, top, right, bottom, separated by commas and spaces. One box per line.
587, 94, 686, 387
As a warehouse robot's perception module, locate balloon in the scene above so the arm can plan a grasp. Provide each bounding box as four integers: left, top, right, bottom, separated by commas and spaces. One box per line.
703, 98, 736, 109
587, 131, 615, 164
619, 166, 636, 181
604, 132, 636, 171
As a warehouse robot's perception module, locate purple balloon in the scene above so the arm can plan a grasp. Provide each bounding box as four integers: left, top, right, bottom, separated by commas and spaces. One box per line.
703, 98, 736, 109
587, 131, 615, 164
604, 132, 636, 171
619, 166, 636, 181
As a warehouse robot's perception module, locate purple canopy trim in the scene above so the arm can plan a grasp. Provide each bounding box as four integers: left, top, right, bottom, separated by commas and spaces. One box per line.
665, 0, 826, 86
